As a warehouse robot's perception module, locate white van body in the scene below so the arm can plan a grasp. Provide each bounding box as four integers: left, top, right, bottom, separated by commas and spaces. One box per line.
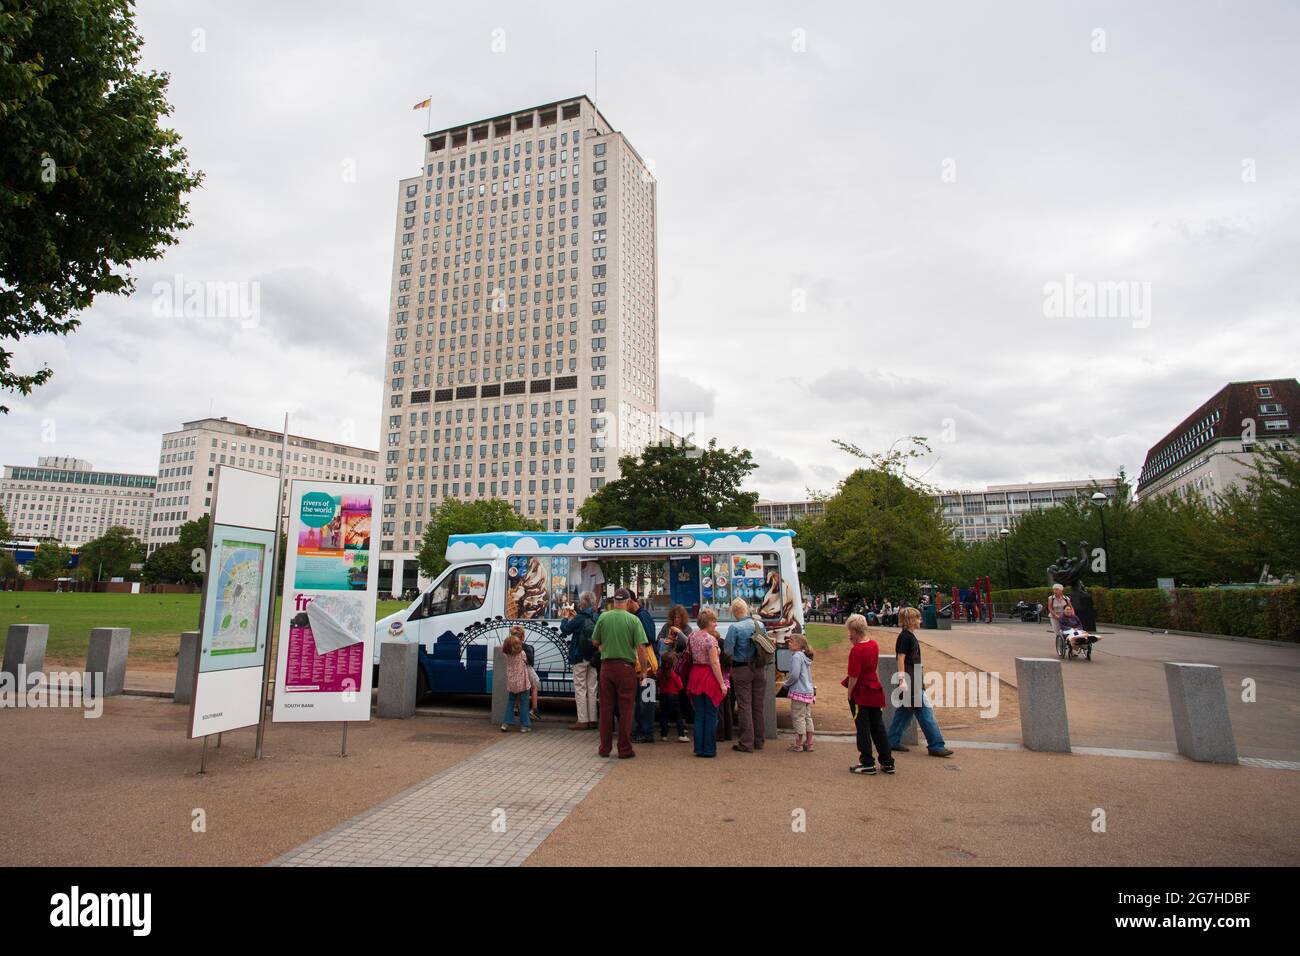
373, 527, 804, 697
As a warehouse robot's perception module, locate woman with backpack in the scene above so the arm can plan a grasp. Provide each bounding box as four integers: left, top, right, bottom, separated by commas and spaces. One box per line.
724, 598, 770, 753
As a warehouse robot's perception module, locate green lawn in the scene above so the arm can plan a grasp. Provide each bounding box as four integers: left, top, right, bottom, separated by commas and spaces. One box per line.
804, 622, 848, 651
0, 592, 410, 667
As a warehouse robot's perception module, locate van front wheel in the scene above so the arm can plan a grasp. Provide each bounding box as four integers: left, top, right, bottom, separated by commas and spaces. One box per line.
416, 666, 430, 702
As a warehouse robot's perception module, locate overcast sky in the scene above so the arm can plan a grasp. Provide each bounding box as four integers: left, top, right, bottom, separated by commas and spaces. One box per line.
4, 0, 1298, 502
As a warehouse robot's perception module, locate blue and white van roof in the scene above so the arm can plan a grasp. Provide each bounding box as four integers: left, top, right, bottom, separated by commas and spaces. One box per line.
445, 526, 795, 561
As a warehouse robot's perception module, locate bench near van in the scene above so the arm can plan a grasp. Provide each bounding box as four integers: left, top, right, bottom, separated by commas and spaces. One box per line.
373, 526, 805, 699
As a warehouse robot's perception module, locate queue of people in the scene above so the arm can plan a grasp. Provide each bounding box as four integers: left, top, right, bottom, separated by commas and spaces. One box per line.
542, 588, 953, 771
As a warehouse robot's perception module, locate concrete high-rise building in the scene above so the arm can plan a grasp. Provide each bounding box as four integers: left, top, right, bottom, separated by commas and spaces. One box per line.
148, 417, 378, 554
379, 95, 659, 594
1137, 379, 1298, 502
1, 457, 155, 548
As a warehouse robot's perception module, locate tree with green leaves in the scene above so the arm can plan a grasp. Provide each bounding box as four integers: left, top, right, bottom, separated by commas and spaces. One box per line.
577, 439, 761, 532
141, 542, 190, 584
75, 525, 145, 582
797, 439, 959, 590
1244, 446, 1300, 574
27, 538, 72, 578
140, 515, 209, 585
418, 498, 544, 579
0, 504, 17, 581
1, 0, 202, 411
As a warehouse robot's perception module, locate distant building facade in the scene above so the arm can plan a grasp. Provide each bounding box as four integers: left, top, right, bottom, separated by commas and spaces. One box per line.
1137, 379, 1298, 502
755, 499, 825, 527
148, 417, 378, 554
1, 457, 155, 548
933, 479, 1120, 542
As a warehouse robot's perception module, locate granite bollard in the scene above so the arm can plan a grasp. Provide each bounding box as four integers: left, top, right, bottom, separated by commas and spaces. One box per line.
3, 624, 49, 680
173, 631, 200, 705
878, 653, 919, 747
1014, 657, 1071, 752
377, 640, 419, 718
86, 628, 131, 697
1164, 662, 1238, 764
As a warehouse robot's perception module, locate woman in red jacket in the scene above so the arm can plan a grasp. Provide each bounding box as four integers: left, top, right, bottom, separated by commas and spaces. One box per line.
842, 613, 894, 775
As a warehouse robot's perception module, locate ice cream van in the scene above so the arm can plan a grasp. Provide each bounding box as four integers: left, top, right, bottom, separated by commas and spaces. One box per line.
373, 525, 805, 699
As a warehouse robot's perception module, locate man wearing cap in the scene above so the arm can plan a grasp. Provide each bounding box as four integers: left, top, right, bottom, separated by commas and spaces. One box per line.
591, 587, 653, 759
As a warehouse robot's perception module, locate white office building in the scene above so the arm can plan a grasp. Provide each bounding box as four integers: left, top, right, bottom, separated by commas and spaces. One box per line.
1, 457, 155, 548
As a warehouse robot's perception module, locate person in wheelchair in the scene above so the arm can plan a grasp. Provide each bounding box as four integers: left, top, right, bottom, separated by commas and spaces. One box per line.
1058, 610, 1099, 649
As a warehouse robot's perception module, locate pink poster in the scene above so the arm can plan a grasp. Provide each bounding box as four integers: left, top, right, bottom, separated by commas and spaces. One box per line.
283, 593, 366, 693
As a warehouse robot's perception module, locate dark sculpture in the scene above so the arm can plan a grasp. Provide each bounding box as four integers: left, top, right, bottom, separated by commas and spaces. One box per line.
1047, 539, 1097, 631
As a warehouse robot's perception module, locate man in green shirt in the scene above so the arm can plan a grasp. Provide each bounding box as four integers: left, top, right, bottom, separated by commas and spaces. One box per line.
592, 587, 652, 758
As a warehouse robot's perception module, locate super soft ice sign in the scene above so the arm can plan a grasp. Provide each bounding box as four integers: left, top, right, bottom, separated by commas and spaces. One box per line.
582, 534, 695, 551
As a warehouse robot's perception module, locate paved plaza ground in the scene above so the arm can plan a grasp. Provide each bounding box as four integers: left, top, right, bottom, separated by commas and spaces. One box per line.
1, 623, 1297, 866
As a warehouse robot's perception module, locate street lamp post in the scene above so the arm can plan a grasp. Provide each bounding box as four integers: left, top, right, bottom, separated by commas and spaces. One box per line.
1091, 491, 1113, 589
999, 527, 1012, 590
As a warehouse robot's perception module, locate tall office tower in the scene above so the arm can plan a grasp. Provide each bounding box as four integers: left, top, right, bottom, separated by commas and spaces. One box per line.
379, 95, 659, 595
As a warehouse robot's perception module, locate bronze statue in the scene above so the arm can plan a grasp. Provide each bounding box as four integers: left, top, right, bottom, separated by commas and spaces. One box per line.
1047, 539, 1097, 630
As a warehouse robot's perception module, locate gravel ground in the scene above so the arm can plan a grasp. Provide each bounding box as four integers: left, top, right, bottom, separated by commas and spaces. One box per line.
0, 696, 499, 866
525, 738, 1300, 867
793, 629, 1020, 735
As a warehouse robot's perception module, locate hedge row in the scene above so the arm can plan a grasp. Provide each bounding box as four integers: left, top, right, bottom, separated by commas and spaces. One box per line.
988, 585, 1300, 643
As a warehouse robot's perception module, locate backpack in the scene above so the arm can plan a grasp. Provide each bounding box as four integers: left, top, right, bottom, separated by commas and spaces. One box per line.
750, 617, 775, 668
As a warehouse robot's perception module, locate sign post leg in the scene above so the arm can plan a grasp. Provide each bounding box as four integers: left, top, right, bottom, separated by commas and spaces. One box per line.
199, 736, 208, 775
341, 722, 348, 758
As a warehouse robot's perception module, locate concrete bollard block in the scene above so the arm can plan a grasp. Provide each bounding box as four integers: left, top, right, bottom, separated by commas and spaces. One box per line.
490, 645, 509, 724
3, 624, 49, 680
86, 627, 130, 697
878, 654, 919, 746
377, 640, 419, 718
1014, 657, 1071, 752
764, 658, 777, 741
173, 631, 200, 705
1164, 662, 1238, 764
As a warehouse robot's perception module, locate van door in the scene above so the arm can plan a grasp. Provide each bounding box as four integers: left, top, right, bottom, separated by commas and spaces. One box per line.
407, 563, 494, 693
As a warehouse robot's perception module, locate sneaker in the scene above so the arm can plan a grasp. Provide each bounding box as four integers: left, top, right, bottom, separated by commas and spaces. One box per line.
660, 734, 668, 741
732, 743, 753, 753
882, 763, 896, 775
677, 735, 689, 743
500, 723, 509, 732
520, 726, 532, 733
928, 748, 954, 757
568, 722, 586, 731
850, 763, 877, 775
891, 743, 910, 752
